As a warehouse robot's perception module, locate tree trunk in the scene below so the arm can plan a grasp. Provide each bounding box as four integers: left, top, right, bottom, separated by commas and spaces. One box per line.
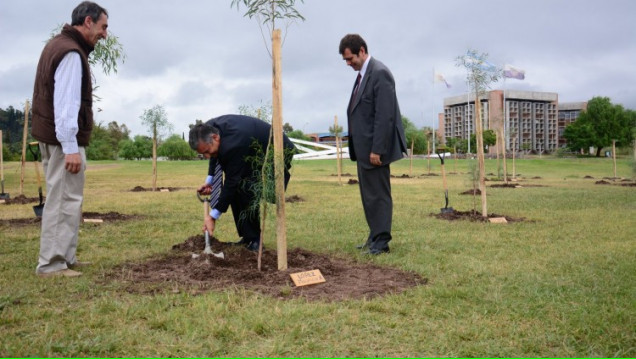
500, 128, 508, 185
475, 97, 487, 218
152, 125, 157, 191
20, 100, 29, 195
272, 29, 287, 271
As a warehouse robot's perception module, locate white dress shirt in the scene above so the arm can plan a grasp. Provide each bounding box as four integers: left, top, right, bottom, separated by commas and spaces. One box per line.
53, 52, 82, 154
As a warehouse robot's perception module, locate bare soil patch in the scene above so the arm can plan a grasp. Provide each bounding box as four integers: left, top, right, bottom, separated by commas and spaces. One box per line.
285, 195, 305, 203
348, 178, 358, 185
330, 173, 354, 177
129, 186, 187, 192
2, 194, 43, 205
391, 174, 413, 178
431, 210, 526, 223
0, 211, 141, 227
460, 189, 481, 195
107, 235, 427, 302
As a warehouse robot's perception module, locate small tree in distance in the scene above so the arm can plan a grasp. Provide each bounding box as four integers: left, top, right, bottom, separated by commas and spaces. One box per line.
456, 49, 501, 218
140, 105, 173, 191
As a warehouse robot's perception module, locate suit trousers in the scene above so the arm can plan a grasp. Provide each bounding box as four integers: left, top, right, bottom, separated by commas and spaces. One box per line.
36, 144, 86, 274
356, 161, 392, 250
230, 184, 260, 242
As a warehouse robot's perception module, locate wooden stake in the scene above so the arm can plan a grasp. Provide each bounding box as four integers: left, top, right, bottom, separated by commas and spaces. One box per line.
272, 29, 287, 271
0, 130, 4, 183
501, 128, 508, 184
20, 100, 29, 195
612, 139, 617, 179
475, 98, 487, 218
152, 124, 157, 191
409, 138, 414, 177
426, 131, 431, 175
512, 135, 517, 180
335, 115, 342, 185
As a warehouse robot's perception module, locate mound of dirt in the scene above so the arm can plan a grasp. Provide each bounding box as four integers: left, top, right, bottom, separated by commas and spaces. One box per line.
285, 195, 305, 203
460, 189, 481, 195
108, 235, 427, 302
130, 186, 185, 192
431, 210, 526, 223
83, 212, 142, 221
391, 174, 412, 178
348, 178, 358, 185
0, 211, 141, 227
490, 183, 519, 188
2, 194, 43, 205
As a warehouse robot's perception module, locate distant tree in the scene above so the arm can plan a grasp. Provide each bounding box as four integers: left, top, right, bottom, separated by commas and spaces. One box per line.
158, 134, 197, 160
402, 117, 428, 154
563, 97, 635, 156
286, 129, 310, 141
283, 122, 294, 133
118, 135, 152, 160
85, 123, 112, 160
469, 129, 496, 152
328, 123, 343, 138
140, 105, 173, 190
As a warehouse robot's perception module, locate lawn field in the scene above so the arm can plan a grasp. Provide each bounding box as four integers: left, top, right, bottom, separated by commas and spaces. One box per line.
1, 156, 634, 357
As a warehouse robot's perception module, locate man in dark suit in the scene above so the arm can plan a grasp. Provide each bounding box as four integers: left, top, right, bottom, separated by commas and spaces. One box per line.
339, 34, 408, 255
189, 115, 295, 251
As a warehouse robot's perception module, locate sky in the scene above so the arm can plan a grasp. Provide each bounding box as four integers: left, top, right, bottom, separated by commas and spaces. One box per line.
1, 0, 635, 138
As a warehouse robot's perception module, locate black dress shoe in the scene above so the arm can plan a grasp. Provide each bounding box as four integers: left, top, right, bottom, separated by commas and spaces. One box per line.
230, 238, 251, 246
246, 240, 263, 252
363, 247, 390, 255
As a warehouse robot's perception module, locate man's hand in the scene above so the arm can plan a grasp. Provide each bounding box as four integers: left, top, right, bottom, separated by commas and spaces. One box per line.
65, 153, 82, 174
198, 183, 212, 195
202, 215, 215, 236
370, 152, 382, 166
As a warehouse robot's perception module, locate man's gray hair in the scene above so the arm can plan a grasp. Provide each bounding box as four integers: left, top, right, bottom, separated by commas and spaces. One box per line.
188, 123, 219, 150
71, 1, 108, 26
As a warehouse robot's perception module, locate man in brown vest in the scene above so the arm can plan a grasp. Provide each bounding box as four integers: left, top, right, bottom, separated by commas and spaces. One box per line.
31, 1, 109, 278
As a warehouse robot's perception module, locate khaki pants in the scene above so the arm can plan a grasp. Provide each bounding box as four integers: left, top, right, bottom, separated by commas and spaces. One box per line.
35, 144, 85, 274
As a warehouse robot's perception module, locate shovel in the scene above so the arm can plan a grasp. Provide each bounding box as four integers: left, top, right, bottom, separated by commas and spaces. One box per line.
0, 130, 9, 200
438, 151, 454, 214
28, 142, 44, 217
197, 192, 224, 259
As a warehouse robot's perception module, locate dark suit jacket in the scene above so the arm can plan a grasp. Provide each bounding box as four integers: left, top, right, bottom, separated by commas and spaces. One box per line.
347, 57, 407, 169
205, 115, 295, 214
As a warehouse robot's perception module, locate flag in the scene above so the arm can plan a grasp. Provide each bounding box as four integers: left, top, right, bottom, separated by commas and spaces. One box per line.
465, 51, 496, 71
434, 71, 451, 88
504, 64, 525, 80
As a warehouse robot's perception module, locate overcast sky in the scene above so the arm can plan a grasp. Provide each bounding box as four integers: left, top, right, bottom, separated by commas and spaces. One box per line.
1, 0, 635, 138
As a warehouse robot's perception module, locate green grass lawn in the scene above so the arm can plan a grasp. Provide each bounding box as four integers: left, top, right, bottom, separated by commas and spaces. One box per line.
1, 156, 634, 357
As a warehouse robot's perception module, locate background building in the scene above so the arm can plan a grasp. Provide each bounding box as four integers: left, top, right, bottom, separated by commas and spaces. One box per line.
441, 90, 586, 153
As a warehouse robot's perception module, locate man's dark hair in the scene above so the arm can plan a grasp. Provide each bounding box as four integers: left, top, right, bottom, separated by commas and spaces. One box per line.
188, 123, 219, 151
339, 34, 368, 55
71, 1, 108, 26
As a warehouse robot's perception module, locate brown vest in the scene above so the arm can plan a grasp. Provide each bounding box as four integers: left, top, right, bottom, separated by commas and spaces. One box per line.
31, 25, 94, 147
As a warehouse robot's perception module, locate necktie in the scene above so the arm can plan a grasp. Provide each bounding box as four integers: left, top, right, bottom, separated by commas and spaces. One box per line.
349, 73, 362, 111
210, 162, 222, 209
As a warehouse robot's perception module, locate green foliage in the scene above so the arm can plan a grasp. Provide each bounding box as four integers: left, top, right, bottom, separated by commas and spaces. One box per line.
402, 117, 428, 154
563, 97, 636, 156
118, 136, 152, 160
283, 122, 294, 133
231, 0, 305, 27
328, 124, 343, 137
50, 25, 126, 76
85, 121, 130, 160
140, 105, 172, 141
238, 101, 272, 123
455, 49, 502, 96
286, 130, 310, 141
158, 134, 197, 160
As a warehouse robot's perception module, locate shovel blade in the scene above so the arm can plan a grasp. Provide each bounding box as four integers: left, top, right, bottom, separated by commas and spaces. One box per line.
33, 204, 44, 217
440, 207, 454, 214
203, 247, 224, 259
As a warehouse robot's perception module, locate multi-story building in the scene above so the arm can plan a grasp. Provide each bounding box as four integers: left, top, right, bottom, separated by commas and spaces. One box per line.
557, 102, 588, 148
440, 90, 585, 153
